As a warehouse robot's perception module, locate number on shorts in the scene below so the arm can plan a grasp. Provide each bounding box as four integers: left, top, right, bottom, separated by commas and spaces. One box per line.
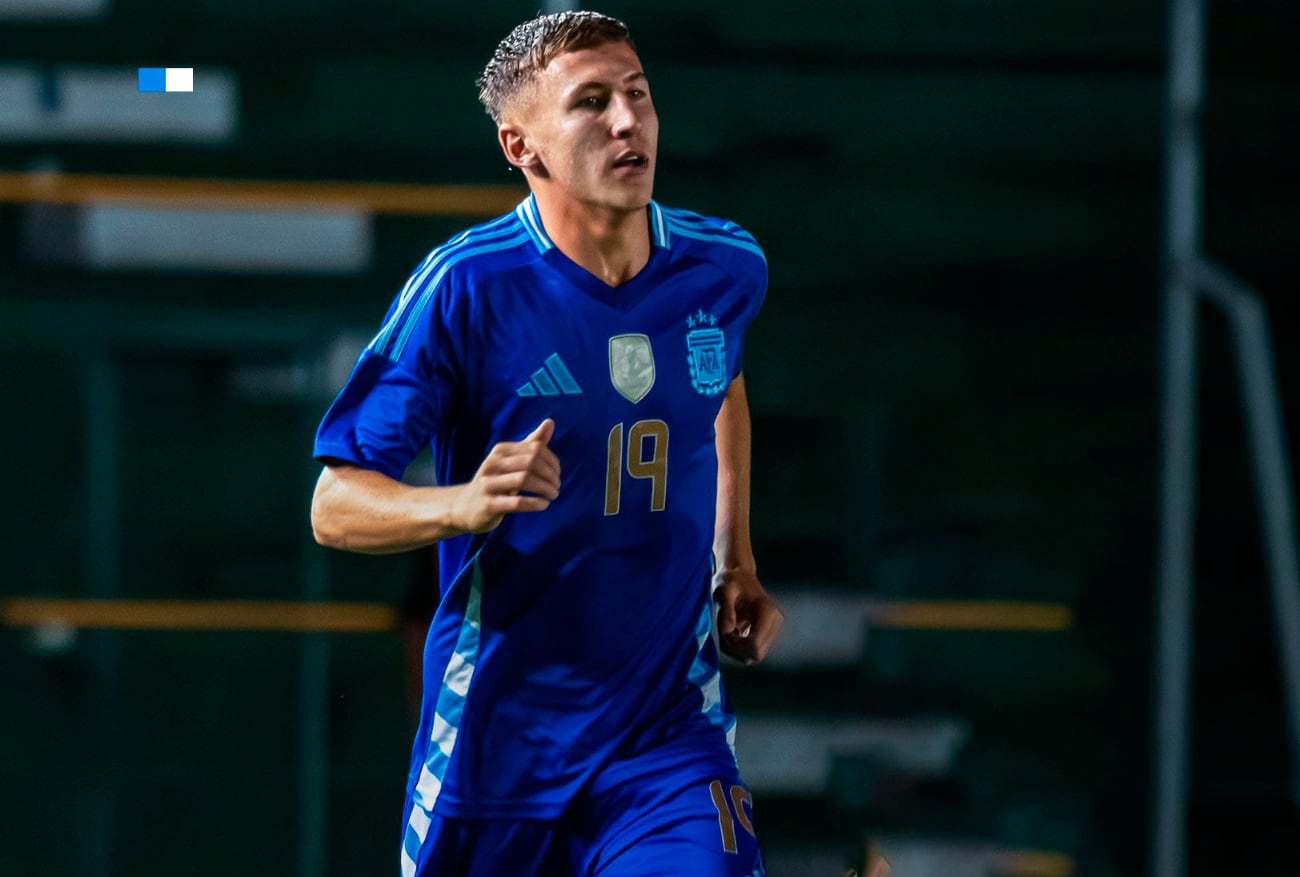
708, 779, 756, 854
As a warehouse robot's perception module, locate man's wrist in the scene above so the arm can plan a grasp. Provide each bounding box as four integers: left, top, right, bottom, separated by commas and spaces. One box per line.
427, 483, 469, 538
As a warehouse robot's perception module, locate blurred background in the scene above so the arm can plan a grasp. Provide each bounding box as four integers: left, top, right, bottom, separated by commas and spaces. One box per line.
1, 0, 1297, 875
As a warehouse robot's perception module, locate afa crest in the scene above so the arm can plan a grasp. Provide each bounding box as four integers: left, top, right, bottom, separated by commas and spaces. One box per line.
685, 309, 727, 396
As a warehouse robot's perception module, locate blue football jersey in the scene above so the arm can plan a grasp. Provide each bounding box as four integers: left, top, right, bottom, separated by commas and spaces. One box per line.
314, 195, 766, 830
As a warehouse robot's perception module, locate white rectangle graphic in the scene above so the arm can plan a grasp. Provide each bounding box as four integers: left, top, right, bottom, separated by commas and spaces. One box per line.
164, 67, 193, 92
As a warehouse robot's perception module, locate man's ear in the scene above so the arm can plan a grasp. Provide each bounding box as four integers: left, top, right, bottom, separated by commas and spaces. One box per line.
499, 124, 539, 172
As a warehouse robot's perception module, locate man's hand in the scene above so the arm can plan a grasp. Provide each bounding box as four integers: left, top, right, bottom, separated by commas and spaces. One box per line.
713, 567, 783, 664
865, 842, 892, 877
844, 841, 892, 877
451, 419, 561, 534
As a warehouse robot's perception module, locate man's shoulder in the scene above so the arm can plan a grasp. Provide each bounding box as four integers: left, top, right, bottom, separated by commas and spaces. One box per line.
399, 203, 543, 304
652, 202, 766, 271
422, 207, 538, 281
368, 206, 537, 359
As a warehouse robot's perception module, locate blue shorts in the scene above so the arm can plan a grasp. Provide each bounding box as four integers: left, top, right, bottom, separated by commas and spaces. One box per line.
404, 732, 765, 877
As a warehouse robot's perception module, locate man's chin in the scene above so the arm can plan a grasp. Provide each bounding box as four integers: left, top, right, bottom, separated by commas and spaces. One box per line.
595, 192, 654, 215
567, 182, 655, 215
616, 183, 655, 212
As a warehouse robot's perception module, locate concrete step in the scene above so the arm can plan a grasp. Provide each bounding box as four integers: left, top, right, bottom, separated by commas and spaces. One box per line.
737, 714, 971, 796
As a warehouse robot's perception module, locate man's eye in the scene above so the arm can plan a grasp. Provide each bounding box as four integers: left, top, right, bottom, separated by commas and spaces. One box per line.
577, 95, 604, 108
629, 89, 646, 99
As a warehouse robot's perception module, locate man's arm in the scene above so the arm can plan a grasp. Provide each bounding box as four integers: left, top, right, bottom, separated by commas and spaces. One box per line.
311, 418, 561, 555
712, 375, 783, 663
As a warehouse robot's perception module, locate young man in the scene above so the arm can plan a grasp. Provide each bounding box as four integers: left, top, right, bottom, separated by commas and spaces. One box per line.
311, 11, 782, 876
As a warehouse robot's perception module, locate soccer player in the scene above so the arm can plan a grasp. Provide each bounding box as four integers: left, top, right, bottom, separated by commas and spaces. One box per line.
311, 11, 782, 876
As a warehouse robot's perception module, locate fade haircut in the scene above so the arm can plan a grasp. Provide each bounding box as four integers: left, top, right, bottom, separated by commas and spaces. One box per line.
477, 11, 635, 124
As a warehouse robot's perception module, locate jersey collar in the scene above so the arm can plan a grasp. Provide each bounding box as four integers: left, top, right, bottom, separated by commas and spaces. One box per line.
515, 194, 555, 253
515, 194, 672, 255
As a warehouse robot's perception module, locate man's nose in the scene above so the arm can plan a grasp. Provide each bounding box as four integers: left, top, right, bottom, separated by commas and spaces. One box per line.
610, 96, 640, 137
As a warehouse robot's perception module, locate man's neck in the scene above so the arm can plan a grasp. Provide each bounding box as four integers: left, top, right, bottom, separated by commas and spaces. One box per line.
532, 190, 651, 288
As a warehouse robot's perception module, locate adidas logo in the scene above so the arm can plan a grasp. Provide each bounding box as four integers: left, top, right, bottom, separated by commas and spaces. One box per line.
517, 353, 583, 397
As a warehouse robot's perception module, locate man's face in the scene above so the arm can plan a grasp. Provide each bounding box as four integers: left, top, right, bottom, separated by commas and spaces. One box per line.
508, 40, 658, 213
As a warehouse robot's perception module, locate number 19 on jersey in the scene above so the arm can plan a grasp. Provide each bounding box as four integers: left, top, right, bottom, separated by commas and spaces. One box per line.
605, 419, 669, 515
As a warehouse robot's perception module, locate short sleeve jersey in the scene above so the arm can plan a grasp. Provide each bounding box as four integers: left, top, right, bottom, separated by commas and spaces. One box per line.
315, 195, 767, 820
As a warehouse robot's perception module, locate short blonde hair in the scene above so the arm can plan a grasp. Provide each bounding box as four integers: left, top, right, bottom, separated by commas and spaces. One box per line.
477, 11, 634, 124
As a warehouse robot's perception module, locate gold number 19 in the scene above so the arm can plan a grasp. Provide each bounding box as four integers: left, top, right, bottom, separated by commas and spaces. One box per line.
708, 779, 756, 854
604, 419, 669, 516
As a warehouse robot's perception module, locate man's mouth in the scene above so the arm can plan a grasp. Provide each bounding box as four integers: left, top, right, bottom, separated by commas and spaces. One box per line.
613, 152, 650, 169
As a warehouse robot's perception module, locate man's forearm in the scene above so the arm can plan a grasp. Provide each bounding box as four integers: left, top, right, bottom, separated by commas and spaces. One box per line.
311, 463, 466, 555
714, 374, 756, 574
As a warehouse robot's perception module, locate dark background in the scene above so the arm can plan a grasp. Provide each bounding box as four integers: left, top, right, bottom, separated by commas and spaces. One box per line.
1, 0, 1297, 874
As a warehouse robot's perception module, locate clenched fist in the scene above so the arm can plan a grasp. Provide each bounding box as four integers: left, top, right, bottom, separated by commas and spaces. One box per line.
451, 419, 562, 534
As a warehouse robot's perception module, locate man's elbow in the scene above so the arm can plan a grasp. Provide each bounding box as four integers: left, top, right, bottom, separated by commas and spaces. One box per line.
310, 472, 349, 549
311, 497, 344, 549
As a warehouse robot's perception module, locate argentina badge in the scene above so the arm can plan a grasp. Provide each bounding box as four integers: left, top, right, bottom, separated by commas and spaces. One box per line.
685, 310, 727, 396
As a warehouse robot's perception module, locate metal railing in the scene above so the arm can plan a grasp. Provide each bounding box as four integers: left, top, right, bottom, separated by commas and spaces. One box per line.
1153, 1, 1300, 875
